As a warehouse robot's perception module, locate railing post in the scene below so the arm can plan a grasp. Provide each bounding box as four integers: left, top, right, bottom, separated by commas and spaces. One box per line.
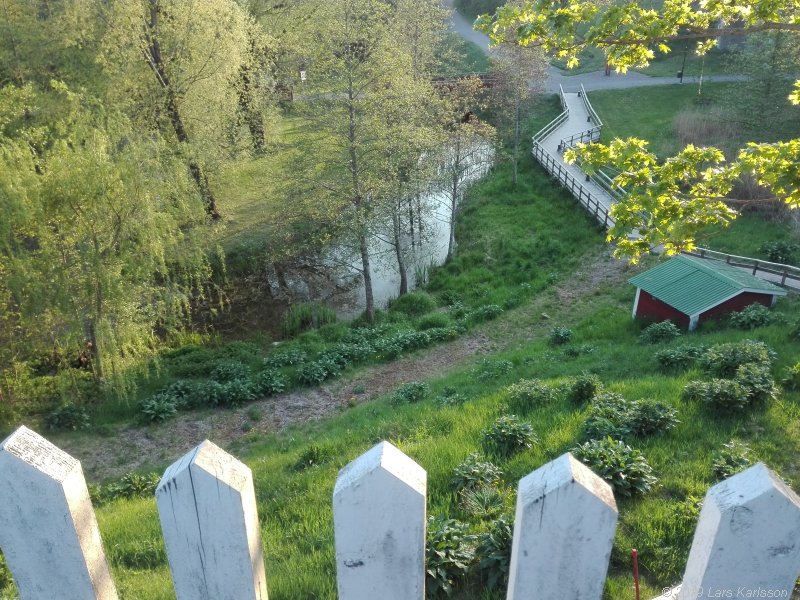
507, 453, 618, 600
156, 440, 268, 600
334, 441, 426, 600
752, 261, 759, 275
676, 463, 800, 600
0, 426, 119, 600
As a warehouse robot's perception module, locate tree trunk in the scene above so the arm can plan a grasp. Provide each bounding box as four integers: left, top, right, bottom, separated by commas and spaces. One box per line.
393, 207, 408, 296
146, 0, 221, 219
359, 233, 375, 322
446, 137, 462, 262
86, 319, 104, 383
512, 99, 520, 186
238, 62, 266, 153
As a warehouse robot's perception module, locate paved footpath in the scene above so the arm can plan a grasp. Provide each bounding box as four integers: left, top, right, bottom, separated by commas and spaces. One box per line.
446, 4, 742, 92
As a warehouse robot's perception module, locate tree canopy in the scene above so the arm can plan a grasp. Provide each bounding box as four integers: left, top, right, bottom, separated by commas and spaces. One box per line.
479, 0, 800, 260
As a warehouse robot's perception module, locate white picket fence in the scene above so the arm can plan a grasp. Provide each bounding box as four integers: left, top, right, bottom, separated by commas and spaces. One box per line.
1, 425, 800, 600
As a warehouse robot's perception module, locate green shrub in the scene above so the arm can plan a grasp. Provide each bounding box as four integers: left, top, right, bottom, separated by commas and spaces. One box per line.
43, 403, 90, 432
425, 517, 474, 598
186, 380, 225, 408
210, 360, 250, 383
391, 381, 430, 405
572, 437, 657, 496
699, 340, 775, 377
640, 320, 681, 344
218, 380, 257, 407
0, 551, 12, 591
482, 415, 536, 457
425, 327, 460, 342
436, 387, 468, 407
654, 344, 706, 371
585, 393, 678, 440
263, 348, 307, 368
566, 373, 601, 405
683, 379, 750, 411
439, 290, 463, 306
467, 304, 503, 324
140, 393, 178, 423
92, 472, 161, 506
729, 303, 774, 330
253, 369, 287, 396
734, 362, 778, 403
293, 444, 333, 471
162, 380, 197, 408
505, 379, 558, 411
760, 241, 798, 264
450, 453, 503, 494
782, 362, 800, 391
472, 359, 514, 382
295, 361, 329, 386
459, 485, 508, 520
474, 514, 513, 590
548, 326, 572, 346
712, 440, 753, 480
417, 312, 454, 331
281, 302, 337, 337
390, 292, 438, 317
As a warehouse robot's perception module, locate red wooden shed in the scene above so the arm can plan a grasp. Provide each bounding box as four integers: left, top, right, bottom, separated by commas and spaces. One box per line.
629, 255, 787, 330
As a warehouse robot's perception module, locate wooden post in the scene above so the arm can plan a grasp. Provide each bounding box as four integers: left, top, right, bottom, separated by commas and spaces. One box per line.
677, 463, 800, 600
0, 426, 118, 600
156, 440, 268, 600
334, 441, 426, 600
507, 453, 618, 600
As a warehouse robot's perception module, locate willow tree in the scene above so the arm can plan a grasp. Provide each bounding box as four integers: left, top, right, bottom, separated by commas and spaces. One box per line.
0, 84, 211, 386
480, 0, 800, 260
99, 0, 258, 218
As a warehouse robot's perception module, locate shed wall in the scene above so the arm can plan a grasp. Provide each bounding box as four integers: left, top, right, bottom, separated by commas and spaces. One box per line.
698, 292, 774, 324
634, 290, 690, 328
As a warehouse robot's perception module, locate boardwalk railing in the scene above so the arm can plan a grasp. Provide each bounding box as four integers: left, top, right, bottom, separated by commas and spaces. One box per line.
682, 248, 800, 287
533, 85, 569, 143
2, 426, 800, 600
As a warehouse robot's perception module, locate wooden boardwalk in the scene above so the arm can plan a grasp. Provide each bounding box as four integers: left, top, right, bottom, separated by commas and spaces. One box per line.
531, 85, 800, 292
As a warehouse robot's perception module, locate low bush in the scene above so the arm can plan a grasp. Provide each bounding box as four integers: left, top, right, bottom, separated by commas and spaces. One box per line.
699, 340, 775, 378
186, 380, 225, 408
253, 369, 287, 396
391, 381, 430, 405
218, 380, 257, 408
210, 360, 250, 383
459, 485, 508, 520
390, 292, 438, 317
450, 453, 503, 494
482, 415, 536, 457
140, 393, 178, 423
729, 304, 774, 330
682, 379, 750, 412
585, 393, 678, 440
566, 373, 601, 405
439, 290, 463, 307
92, 472, 161, 506
505, 379, 558, 411
293, 444, 333, 471
263, 348, 307, 369
734, 362, 778, 403
281, 302, 337, 337
43, 403, 90, 432
548, 326, 572, 346
782, 362, 800, 391
472, 359, 514, 382
0, 551, 12, 591
467, 304, 503, 324
572, 437, 658, 496
425, 517, 474, 598
436, 387, 468, 407
474, 514, 514, 590
640, 320, 681, 344
417, 312, 454, 331
712, 440, 753, 480
654, 344, 706, 371
295, 361, 330, 386
760, 240, 798, 264
162, 380, 196, 408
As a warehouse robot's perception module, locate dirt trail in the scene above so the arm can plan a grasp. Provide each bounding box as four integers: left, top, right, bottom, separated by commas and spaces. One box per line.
59, 249, 631, 481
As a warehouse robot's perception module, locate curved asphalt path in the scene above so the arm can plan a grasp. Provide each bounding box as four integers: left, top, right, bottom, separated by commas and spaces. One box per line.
446, 2, 743, 92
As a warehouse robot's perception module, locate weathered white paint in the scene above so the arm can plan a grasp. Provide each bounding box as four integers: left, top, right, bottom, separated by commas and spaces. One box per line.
156, 440, 267, 600
0, 426, 118, 600
333, 441, 426, 600
678, 463, 800, 600
632, 287, 641, 319
507, 452, 618, 600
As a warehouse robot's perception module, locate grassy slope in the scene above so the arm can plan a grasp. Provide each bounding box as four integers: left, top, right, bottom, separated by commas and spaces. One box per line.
80, 96, 800, 600
587, 83, 800, 259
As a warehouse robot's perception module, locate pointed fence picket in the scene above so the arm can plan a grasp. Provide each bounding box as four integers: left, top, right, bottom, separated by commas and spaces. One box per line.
1, 426, 799, 600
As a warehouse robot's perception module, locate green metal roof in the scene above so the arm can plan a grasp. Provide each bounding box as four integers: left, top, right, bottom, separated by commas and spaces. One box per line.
629, 255, 786, 316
